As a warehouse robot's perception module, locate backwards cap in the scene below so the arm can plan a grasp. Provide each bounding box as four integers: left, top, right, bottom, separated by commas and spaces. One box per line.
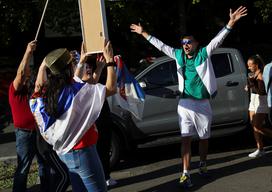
45, 48, 72, 75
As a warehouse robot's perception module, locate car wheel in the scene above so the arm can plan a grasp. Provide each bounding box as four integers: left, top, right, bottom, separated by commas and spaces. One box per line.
110, 131, 121, 168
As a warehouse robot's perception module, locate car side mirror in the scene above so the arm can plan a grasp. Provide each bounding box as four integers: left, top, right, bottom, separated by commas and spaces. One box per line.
139, 81, 147, 88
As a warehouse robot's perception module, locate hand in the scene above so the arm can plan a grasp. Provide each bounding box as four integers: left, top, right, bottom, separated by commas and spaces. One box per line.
96, 54, 106, 69
103, 40, 114, 63
130, 23, 144, 35
26, 40, 37, 54
79, 42, 88, 64
244, 85, 248, 92
228, 6, 247, 27
70, 50, 80, 65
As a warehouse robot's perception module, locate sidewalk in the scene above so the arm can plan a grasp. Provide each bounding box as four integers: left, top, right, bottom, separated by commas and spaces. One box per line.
0, 123, 16, 162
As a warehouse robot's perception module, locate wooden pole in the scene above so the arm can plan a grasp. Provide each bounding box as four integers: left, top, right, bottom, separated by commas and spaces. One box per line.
35, 0, 50, 41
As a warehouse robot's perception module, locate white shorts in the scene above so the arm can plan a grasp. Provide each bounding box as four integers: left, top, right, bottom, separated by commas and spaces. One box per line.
249, 93, 269, 114
177, 98, 212, 139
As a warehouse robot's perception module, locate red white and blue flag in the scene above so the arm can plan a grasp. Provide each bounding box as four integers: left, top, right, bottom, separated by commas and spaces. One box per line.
29, 77, 105, 154
112, 55, 145, 120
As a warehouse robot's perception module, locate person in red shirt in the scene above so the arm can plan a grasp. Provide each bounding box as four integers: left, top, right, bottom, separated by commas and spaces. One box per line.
8, 40, 47, 192
9, 40, 70, 192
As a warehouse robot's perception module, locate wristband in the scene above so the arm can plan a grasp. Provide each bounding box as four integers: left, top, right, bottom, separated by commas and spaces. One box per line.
76, 63, 84, 68
225, 25, 232, 31
106, 62, 115, 67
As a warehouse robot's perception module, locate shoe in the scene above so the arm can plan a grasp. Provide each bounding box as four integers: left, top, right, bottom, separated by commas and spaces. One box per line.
248, 149, 265, 158
179, 174, 193, 188
199, 163, 209, 177
106, 178, 117, 187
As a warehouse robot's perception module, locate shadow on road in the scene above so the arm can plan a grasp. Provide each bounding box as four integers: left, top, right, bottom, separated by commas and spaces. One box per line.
111, 148, 272, 192
0, 132, 15, 144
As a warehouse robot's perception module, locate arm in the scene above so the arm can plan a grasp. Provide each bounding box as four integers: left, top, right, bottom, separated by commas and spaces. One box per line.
34, 60, 47, 93
13, 40, 37, 91
92, 55, 105, 83
130, 23, 176, 59
206, 6, 247, 54
74, 42, 88, 79
103, 41, 117, 97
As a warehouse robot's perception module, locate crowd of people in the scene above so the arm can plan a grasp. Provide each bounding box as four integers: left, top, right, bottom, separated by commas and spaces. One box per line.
7, 4, 272, 192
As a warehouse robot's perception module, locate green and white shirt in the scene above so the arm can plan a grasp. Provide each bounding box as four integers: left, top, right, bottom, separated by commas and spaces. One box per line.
146, 26, 231, 99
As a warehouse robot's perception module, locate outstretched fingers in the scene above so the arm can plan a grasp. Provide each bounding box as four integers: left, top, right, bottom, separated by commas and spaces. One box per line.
235, 6, 248, 17
130, 23, 143, 34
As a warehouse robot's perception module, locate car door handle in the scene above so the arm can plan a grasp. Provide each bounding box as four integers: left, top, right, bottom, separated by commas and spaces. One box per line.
225, 81, 239, 87
172, 90, 181, 96
162, 90, 181, 98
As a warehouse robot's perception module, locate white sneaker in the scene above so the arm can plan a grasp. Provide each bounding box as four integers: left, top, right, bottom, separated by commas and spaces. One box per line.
248, 149, 265, 158
106, 178, 117, 187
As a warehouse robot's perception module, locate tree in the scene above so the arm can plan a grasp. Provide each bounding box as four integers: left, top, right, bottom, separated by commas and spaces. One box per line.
254, 0, 272, 23
0, 0, 36, 51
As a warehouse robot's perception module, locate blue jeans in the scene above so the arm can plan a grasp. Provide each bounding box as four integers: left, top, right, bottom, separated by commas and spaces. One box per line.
59, 145, 107, 192
13, 128, 46, 192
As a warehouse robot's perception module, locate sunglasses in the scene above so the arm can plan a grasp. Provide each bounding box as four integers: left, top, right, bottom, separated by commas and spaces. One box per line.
181, 39, 193, 45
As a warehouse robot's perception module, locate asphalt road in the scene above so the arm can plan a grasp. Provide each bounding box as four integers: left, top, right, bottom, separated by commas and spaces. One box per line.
108, 127, 272, 192
1, 124, 272, 192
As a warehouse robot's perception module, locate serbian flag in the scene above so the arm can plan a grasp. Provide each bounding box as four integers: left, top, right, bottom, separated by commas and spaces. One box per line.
29, 77, 105, 154
112, 55, 145, 120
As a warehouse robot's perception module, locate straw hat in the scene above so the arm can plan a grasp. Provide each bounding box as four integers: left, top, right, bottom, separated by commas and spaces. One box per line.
44, 48, 72, 75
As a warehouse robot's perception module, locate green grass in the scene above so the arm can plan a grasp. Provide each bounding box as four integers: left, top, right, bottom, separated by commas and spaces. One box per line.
0, 161, 38, 189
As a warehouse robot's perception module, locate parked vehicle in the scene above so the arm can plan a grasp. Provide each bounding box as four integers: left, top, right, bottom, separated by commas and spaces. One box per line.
108, 48, 249, 167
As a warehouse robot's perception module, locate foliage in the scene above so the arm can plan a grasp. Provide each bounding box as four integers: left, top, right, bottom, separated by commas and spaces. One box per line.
0, 0, 34, 48
1, 0, 272, 58
254, 0, 272, 23
44, 0, 81, 36
0, 161, 38, 189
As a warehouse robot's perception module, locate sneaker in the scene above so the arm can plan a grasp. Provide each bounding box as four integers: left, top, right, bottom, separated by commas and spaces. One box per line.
199, 163, 209, 177
179, 174, 193, 188
248, 149, 265, 158
106, 178, 117, 187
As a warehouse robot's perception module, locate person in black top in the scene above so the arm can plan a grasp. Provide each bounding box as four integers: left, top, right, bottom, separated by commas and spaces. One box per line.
246, 54, 272, 158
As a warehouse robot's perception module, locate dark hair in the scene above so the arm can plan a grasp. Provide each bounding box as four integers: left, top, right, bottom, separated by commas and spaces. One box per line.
248, 54, 265, 72
43, 63, 73, 118
181, 34, 196, 41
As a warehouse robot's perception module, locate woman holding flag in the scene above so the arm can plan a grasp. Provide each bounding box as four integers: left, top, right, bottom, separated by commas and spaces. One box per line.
30, 40, 117, 192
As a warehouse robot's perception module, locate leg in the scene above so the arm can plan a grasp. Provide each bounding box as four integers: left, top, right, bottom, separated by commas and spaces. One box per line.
254, 112, 272, 137
36, 131, 70, 192
199, 139, 209, 162
198, 139, 209, 176
35, 151, 50, 192
179, 136, 193, 188
249, 112, 266, 157
46, 152, 70, 192
13, 129, 36, 192
96, 117, 112, 181
251, 112, 265, 150
181, 136, 192, 173
59, 145, 107, 192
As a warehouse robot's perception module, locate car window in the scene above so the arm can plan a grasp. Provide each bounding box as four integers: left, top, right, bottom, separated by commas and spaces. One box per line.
211, 53, 233, 78
140, 60, 178, 87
